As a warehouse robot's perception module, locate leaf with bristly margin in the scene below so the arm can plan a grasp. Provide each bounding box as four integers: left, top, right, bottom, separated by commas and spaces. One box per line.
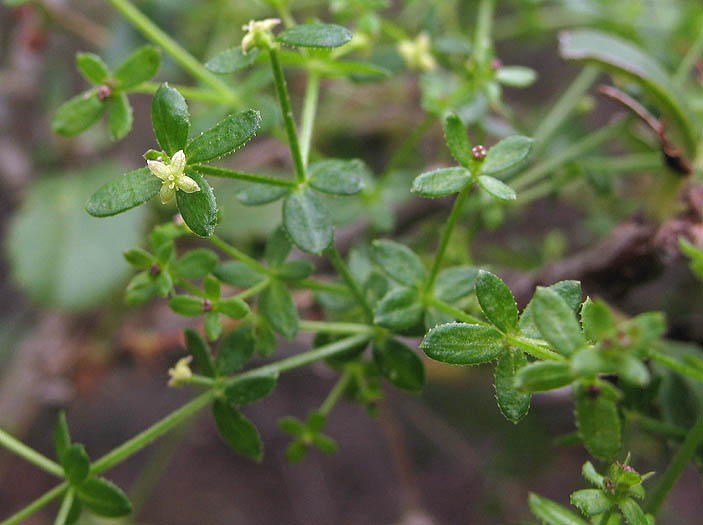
520, 280, 582, 339
217, 296, 250, 319
515, 361, 573, 392
186, 109, 261, 163
86, 168, 160, 217
62, 444, 90, 486
374, 287, 424, 332
283, 188, 333, 254
206, 46, 259, 73
151, 83, 190, 156
259, 280, 298, 339
559, 30, 697, 156
106, 92, 133, 140
495, 66, 537, 87
277, 23, 353, 48
76, 477, 132, 518
177, 169, 218, 237
477, 175, 516, 200
531, 286, 585, 357
309, 159, 365, 195
475, 270, 519, 333
434, 266, 478, 302
412, 167, 472, 197
480, 135, 533, 175
373, 339, 425, 392
217, 323, 256, 374
421, 323, 505, 365
169, 295, 203, 316
236, 183, 290, 206
76, 52, 110, 84
580, 298, 616, 343
54, 411, 71, 463
213, 261, 266, 287
265, 226, 292, 267
52, 92, 106, 136
113, 46, 160, 90
225, 373, 278, 404
574, 383, 622, 460
212, 399, 262, 461
569, 489, 613, 516
495, 349, 531, 423
528, 493, 589, 525
184, 328, 216, 377
617, 498, 649, 525
371, 239, 426, 286
443, 113, 472, 167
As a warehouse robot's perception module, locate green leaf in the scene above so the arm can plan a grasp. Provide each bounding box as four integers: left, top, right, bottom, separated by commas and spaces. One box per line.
125, 271, 158, 306
480, 135, 533, 175
531, 287, 585, 357
495, 348, 531, 423
169, 295, 203, 316
276, 260, 315, 281
283, 188, 333, 254
217, 296, 250, 319
113, 46, 160, 90
254, 318, 277, 357
374, 287, 424, 332
495, 66, 537, 87
212, 399, 262, 461
279, 416, 306, 436
476, 175, 516, 200
309, 159, 365, 195
205, 310, 222, 341
570, 489, 612, 516
177, 169, 218, 237
265, 226, 292, 267
580, 298, 616, 343
411, 167, 472, 197
151, 83, 190, 156
442, 113, 472, 167
206, 46, 259, 73
515, 361, 573, 392
259, 280, 298, 339
371, 239, 426, 286
236, 183, 290, 206
106, 92, 133, 140
86, 167, 160, 217
421, 323, 505, 365
123, 247, 154, 268
286, 441, 308, 463
52, 92, 106, 136
373, 338, 425, 392
582, 461, 605, 488
184, 328, 216, 377
617, 498, 648, 525
217, 323, 256, 374
213, 261, 266, 287
225, 373, 278, 404
277, 23, 353, 48
174, 249, 218, 279
476, 270, 519, 333
559, 30, 697, 156
62, 444, 90, 486
434, 266, 478, 302
574, 383, 622, 460
76, 477, 132, 518
312, 433, 339, 455
316, 60, 390, 79
203, 274, 221, 300
64, 495, 83, 525
520, 281, 582, 339
186, 109, 261, 163
54, 411, 71, 463
528, 493, 589, 525
76, 52, 110, 84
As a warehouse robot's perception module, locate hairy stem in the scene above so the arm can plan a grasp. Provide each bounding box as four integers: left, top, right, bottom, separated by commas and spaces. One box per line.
325, 243, 374, 322
192, 165, 298, 187
298, 320, 378, 335
649, 347, 703, 383
300, 71, 320, 167
0, 427, 64, 478
131, 83, 234, 106
424, 294, 486, 326
506, 335, 567, 362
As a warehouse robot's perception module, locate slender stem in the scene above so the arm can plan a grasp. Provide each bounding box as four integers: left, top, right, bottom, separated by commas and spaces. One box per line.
176, 279, 207, 298
506, 334, 567, 362
674, 23, 703, 86
384, 114, 434, 175
624, 410, 688, 439
325, 243, 374, 322
209, 235, 274, 277
532, 66, 599, 150
646, 418, 703, 515
130, 83, 234, 106
424, 294, 487, 326
235, 279, 271, 301
268, 47, 307, 183
54, 489, 74, 525
319, 370, 353, 416
648, 348, 703, 383
193, 164, 297, 188
0, 427, 64, 478
0, 483, 68, 525
105, 0, 238, 104
298, 320, 377, 335
292, 278, 351, 296
474, 0, 495, 68
425, 184, 471, 292
582, 152, 663, 173
300, 71, 320, 167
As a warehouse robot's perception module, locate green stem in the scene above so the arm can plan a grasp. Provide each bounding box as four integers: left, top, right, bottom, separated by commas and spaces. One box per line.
506, 334, 567, 362
424, 294, 486, 326
292, 278, 351, 296
0, 483, 68, 525
130, 83, 234, 106
268, 47, 307, 183
325, 243, 374, 322
319, 370, 353, 416
235, 279, 271, 301
384, 114, 434, 175
176, 279, 207, 298
581, 152, 663, 173
624, 410, 688, 439
648, 348, 703, 383
105, 0, 238, 105
54, 489, 74, 525
209, 235, 274, 277
0, 427, 64, 478
298, 320, 377, 335
474, 0, 495, 68
193, 164, 297, 188
674, 22, 703, 86
300, 71, 320, 167
646, 417, 703, 515
425, 184, 471, 292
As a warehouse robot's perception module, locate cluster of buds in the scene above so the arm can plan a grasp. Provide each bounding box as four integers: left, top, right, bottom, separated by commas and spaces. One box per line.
241, 18, 280, 54
397, 33, 437, 72
168, 356, 193, 387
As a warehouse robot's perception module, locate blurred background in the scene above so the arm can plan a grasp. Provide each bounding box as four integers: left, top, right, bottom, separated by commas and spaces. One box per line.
1, 0, 703, 523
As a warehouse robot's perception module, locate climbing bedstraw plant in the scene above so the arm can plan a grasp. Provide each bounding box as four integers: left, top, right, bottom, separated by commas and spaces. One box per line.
2, 0, 703, 523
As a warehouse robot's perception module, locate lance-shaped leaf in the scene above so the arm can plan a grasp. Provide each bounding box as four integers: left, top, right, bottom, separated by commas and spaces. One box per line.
421, 323, 505, 365
173, 248, 218, 279
62, 444, 90, 486
476, 175, 516, 200
371, 239, 426, 286
177, 169, 218, 237
106, 92, 133, 140
373, 338, 425, 392
186, 109, 261, 163
480, 135, 533, 175
206, 46, 260, 73
495, 66, 537, 87
528, 493, 589, 525
520, 280, 582, 339
259, 280, 298, 339
265, 226, 292, 267
531, 286, 585, 357
236, 183, 290, 206
495, 349, 531, 423
617, 498, 648, 525
212, 399, 262, 461
580, 297, 616, 343
184, 328, 216, 377
225, 372, 278, 404
515, 361, 573, 392
443, 113, 472, 167
76, 477, 132, 518
374, 287, 424, 332
217, 323, 256, 374
277, 23, 353, 48
283, 188, 333, 254
113, 46, 160, 90
85, 167, 161, 217
213, 261, 266, 287
412, 167, 472, 197
54, 411, 71, 463
309, 159, 365, 195
151, 83, 190, 156
52, 92, 106, 137
76, 52, 110, 84
569, 489, 613, 516
434, 266, 478, 302
574, 383, 622, 460
475, 270, 518, 333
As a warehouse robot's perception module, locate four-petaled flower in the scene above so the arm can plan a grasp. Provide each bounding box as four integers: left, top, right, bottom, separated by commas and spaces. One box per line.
397, 33, 437, 72
168, 356, 193, 387
241, 18, 280, 54
146, 150, 200, 204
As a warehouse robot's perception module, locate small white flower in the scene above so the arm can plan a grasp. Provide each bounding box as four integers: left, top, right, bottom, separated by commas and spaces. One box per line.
397, 32, 437, 72
168, 356, 193, 387
241, 18, 281, 54
146, 150, 200, 204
